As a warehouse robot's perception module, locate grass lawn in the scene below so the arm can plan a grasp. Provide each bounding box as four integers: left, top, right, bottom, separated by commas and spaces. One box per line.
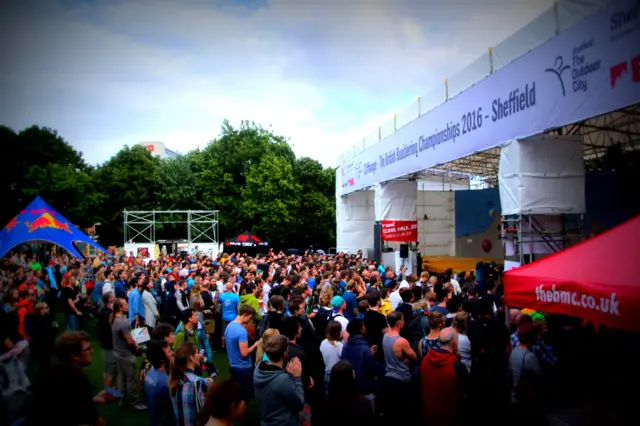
38, 317, 260, 426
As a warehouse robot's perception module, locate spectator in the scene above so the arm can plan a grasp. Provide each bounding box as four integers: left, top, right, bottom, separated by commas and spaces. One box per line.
224, 304, 259, 399
315, 360, 375, 426
254, 334, 305, 426
111, 298, 147, 411
319, 320, 343, 386
26, 331, 105, 426
170, 342, 212, 426
420, 328, 469, 426
144, 340, 175, 426
198, 379, 248, 426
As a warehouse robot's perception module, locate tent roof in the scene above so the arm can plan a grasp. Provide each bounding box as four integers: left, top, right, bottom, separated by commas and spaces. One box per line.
504, 214, 640, 332
227, 232, 265, 244
0, 196, 110, 259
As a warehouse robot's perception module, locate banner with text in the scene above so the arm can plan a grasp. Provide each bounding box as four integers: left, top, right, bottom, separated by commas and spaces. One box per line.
381, 220, 419, 242
375, 181, 418, 242
337, 0, 640, 196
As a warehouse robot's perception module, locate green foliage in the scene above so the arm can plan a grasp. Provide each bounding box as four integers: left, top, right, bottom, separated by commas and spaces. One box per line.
1, 122, 337, 250
0, 126, 101, 227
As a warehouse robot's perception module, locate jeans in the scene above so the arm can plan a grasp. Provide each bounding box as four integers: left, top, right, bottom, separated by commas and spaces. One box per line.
115, 354, 142, 407
230, 367, 254, 400
66, 314, 79, 331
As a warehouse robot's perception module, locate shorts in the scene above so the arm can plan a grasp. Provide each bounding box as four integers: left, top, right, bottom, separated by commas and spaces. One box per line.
222, 320, 231, 333
102, 348, 118, 376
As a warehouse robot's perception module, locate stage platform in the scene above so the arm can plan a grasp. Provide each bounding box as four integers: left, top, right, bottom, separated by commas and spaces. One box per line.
421, 255, 503, 275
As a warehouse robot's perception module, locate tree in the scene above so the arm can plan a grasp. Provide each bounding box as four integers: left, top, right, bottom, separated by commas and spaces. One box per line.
1, 122, 338, 251
292, 157, 336, 248
158, 152, 201, 210
0, 126, 100, 228
199, 120, 297, 241
241, 152, 301, 247
92, 145, 162, 246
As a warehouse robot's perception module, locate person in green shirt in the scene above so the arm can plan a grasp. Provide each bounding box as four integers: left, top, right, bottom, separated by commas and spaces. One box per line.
240, 283, 260, 320
29, 255, 42, 272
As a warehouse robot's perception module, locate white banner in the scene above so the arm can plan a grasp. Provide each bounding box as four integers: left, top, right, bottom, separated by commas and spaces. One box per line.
337, 0, 640, 196
374, 181, 418, 221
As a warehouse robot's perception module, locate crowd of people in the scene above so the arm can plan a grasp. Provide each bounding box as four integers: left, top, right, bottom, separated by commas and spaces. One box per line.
0, 248, 634, 426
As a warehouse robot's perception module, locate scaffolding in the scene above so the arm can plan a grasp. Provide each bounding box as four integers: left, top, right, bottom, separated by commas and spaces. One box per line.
123, 210, 220, 249
500, 214, 584, 266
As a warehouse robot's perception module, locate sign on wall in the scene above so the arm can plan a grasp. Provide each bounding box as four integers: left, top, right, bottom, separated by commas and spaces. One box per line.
337, 0, 640, 196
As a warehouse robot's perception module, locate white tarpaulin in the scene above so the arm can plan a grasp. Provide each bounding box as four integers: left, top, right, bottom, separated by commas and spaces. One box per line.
374, 181, 418, 220
498, 136, 586, 215
374, 181, 418, 242
336, 190, 374, 254
337, 0, 640, 196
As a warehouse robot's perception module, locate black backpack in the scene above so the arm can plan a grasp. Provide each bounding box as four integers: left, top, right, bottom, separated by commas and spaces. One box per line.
257, 313, 271, 338
313, 308, 335, 340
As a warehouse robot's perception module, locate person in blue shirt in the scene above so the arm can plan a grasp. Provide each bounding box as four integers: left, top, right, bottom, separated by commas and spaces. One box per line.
224, 304, 259, 399
128, 277, 145, 328
144, 340, 175, 426
114, 270, 128, 299
342, 281, 358, 321
46, 265, 57, 290
219, 282, 241, 342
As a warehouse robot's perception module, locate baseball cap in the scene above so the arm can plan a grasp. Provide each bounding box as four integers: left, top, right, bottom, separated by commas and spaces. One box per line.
331, 295, 345, 308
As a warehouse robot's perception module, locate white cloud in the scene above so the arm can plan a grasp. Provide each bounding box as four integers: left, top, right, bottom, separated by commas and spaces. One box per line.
0, 0, 553, 167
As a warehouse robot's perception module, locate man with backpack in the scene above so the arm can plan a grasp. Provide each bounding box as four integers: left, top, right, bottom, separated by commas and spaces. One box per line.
329, 296, 349, 340
174, 309, 217, 379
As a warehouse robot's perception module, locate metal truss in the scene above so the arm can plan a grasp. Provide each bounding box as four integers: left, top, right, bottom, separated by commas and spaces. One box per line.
415, 104, 640, 186
123, 210, 220, 247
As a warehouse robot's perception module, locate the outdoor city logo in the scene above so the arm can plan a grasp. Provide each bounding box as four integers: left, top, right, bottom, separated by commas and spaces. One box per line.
545, 56, 571, 96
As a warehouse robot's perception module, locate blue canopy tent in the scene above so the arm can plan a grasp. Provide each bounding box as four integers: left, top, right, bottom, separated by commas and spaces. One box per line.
0, 196, 110, 259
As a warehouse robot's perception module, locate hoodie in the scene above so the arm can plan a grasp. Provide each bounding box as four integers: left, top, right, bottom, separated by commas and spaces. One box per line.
340, 335, 378, 395
240, 294, 260, 318
253, 361, 305, 426
420, 348, 469, 425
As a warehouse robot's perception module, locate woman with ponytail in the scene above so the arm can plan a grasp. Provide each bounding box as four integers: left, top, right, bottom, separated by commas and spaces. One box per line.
418, 311, 444, 359
170, 342, 212, 426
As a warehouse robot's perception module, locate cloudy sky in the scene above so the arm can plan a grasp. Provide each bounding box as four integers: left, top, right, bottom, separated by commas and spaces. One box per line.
1, 0, 553, 167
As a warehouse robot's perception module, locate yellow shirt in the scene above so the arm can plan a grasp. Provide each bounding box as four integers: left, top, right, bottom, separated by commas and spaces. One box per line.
380, 299, 392, 316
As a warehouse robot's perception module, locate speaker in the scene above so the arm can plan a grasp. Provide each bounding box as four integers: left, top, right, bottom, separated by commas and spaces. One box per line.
399, 244, 409, 259
373, 222, 382, 264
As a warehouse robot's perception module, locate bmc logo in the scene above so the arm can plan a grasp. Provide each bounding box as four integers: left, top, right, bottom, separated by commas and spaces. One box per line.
610, 55, 640, 88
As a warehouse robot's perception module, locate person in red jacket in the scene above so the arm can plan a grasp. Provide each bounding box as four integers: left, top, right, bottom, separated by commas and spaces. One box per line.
420, 327, 469, 426
16, 287, 37, 341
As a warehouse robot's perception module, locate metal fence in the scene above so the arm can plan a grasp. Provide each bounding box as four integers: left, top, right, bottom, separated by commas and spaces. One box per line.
336, 0, 610, 166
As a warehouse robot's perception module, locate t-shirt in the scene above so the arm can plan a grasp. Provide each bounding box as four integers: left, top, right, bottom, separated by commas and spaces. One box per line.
343, 291, 358, 321
320, 339, 344, 374
61, 286, 79, 314
219, 292, 241, 321
509, 347, 542, 403
364, 310, 388, 358
112, 315, 134, 358
332, 313, 349, 332
224, 321, 251, 369
145, 367, 174, 426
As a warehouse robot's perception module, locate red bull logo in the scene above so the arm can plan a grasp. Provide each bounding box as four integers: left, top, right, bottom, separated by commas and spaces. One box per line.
5, 216, 19, 232
25, 213, 72, 233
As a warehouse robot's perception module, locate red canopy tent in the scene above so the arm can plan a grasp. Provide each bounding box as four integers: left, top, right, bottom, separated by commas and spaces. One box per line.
504, 215, 640, 333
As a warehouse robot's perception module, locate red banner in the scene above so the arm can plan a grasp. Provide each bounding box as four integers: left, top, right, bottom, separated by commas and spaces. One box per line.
381, 220, 418, 242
